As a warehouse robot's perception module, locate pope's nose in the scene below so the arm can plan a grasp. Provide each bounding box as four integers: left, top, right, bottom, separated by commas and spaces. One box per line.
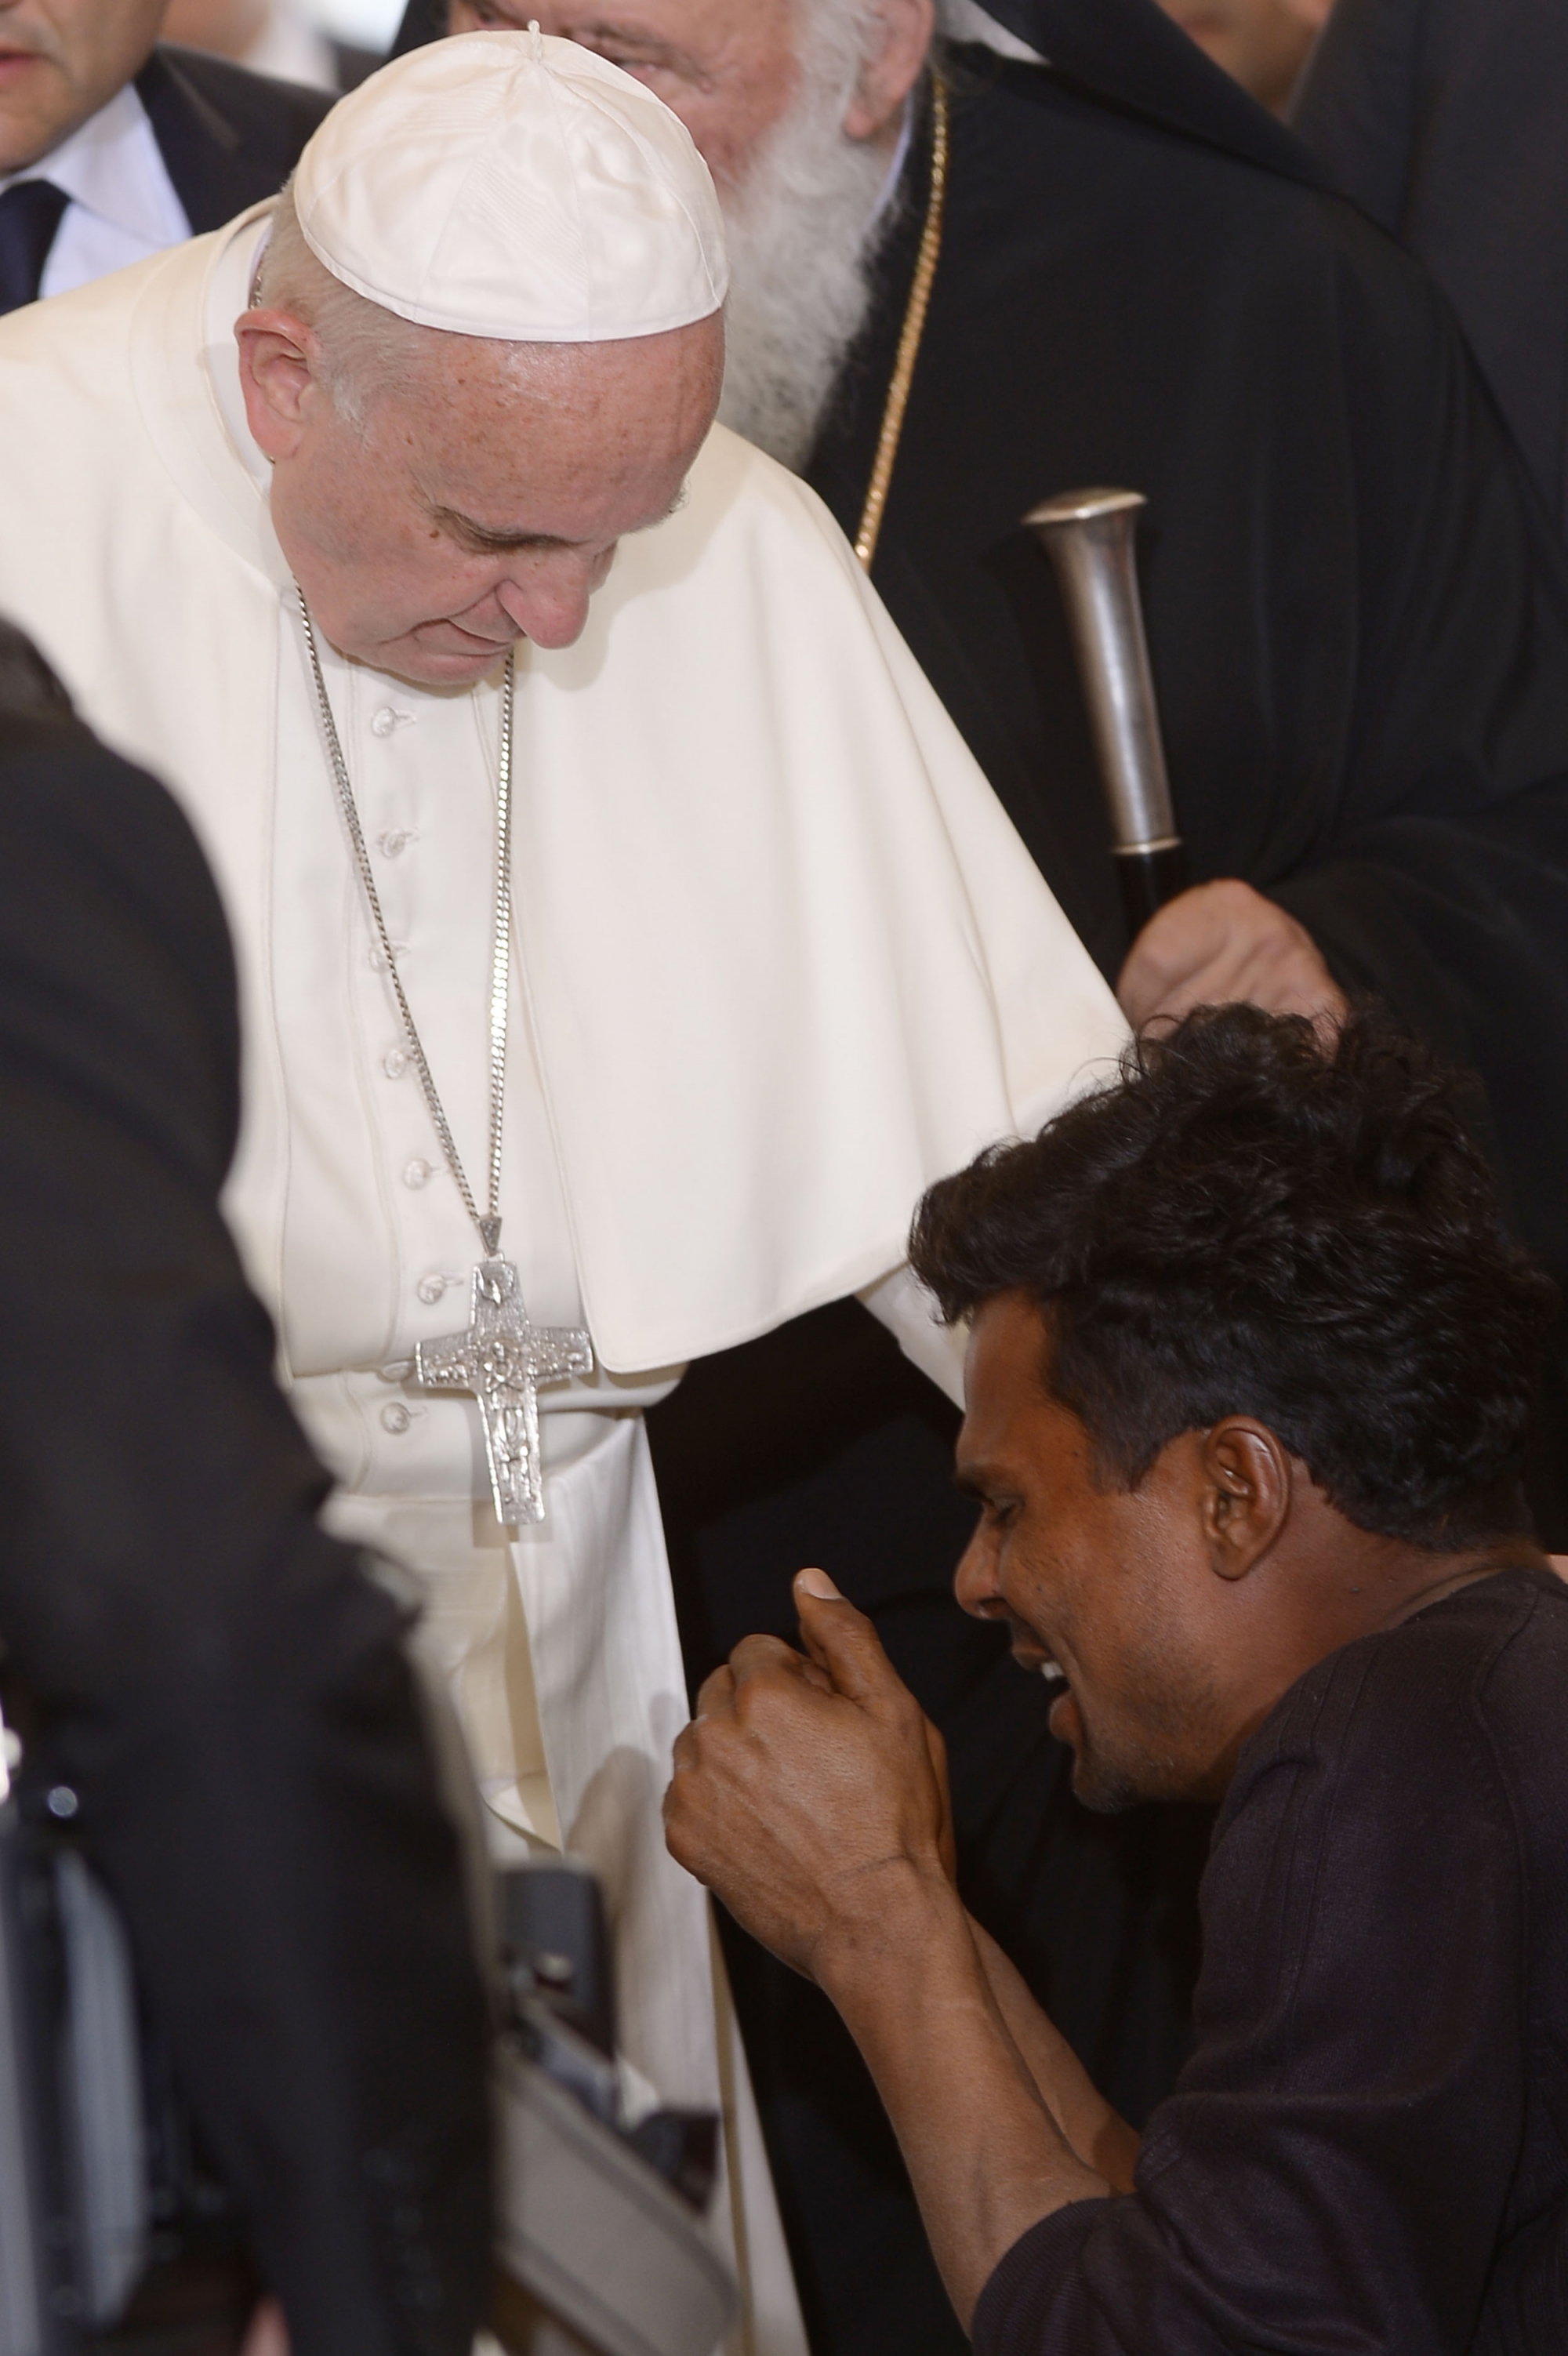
494, 568, 595, 652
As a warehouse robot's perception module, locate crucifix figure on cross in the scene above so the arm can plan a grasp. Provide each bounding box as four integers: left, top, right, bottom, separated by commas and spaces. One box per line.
416, 1257, 594, 1525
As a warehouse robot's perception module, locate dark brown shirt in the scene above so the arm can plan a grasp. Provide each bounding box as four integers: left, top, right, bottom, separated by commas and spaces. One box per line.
975, 1566, 1568, 2355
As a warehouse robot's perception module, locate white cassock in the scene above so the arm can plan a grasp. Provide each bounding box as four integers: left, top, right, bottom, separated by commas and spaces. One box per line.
0, 209, 1126, 2348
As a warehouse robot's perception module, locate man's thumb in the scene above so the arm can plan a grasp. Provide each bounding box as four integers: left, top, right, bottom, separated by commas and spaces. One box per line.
793, 1569, 898, 1705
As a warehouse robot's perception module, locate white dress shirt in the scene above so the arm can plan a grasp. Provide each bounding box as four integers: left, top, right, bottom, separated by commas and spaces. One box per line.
0, 82, 190, 301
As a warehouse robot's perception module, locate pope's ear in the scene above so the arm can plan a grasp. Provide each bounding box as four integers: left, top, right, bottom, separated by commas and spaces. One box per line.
1200, 1418, 1291, 1583
843, 0, 935, 143
234, 307, 322, 459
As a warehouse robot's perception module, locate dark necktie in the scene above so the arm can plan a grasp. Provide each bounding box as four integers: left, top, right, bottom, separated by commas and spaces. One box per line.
0, 180, 70, 314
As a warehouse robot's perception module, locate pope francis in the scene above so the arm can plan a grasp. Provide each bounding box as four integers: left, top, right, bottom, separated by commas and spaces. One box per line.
0, 27, 1123, 2348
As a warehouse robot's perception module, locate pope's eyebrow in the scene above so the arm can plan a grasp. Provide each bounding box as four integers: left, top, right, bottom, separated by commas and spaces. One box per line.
432, 506, 572, 554
432, 484, 690, 552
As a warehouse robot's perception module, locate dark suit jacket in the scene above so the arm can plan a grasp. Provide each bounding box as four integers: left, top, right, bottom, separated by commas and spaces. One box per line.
0, 637, 490, 2356
1293, 0, 1568, 533
134, 42, 334, 234
332, 38, 383, 90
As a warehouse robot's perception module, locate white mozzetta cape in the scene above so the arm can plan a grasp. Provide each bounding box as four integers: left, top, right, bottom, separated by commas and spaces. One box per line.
0, 212, 1123, 1374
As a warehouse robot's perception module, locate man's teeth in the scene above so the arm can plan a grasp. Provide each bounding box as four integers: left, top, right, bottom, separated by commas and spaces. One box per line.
1039, 1661, 1067, 1686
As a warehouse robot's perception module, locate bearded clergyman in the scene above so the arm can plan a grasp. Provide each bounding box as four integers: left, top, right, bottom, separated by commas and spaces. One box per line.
0, 31, 1127, 2350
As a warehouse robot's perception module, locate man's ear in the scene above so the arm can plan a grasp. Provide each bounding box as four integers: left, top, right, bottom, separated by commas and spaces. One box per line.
1200, 1418, 1292, 1583
233, 307, 325, 463
844, 0, 936, 142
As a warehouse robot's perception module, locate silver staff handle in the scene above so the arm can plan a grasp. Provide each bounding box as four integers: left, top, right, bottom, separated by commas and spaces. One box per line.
1024, 486, 1188, 938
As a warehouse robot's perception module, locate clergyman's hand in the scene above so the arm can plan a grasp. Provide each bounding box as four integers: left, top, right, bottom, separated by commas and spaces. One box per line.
664, 1570, 953, 1981
1118, 878, 1348, 1031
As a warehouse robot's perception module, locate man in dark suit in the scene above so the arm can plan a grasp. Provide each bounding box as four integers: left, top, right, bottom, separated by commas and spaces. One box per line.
0, 620, 492, 2356
1293, 0, 1568, 535
0, 0, 330, 314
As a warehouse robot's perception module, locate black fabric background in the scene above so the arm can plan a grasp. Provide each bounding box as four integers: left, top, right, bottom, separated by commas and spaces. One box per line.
1293, 0, 1568, 534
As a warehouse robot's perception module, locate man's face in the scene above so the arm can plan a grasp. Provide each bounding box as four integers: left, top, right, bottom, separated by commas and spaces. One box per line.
953, 1292, 1239, 1810
1155, 0, 1332, 115
246, 315, 723, 687
450, 0, 802, 193
0, 0, 166, 172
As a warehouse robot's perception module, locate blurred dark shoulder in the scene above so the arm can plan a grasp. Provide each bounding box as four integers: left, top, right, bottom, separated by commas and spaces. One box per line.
0, 619, 240, 1168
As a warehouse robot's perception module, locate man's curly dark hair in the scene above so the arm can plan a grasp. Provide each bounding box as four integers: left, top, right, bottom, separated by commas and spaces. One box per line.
909, 1005, 1559, 1550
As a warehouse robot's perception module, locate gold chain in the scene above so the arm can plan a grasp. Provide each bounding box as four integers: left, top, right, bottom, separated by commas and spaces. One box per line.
854, 74, 950, 572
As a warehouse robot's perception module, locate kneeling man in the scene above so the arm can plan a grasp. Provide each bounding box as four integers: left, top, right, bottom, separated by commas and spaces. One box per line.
666, 1004, 1567, 2351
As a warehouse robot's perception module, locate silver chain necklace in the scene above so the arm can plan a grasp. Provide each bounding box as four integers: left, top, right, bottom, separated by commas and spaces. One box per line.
298, 590, 593, 1525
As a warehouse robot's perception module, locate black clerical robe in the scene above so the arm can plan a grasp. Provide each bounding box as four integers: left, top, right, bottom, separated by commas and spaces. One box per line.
974, 1566, 1568, 2355
651, 30, 1568, 2353
809, 49, 1568, 1287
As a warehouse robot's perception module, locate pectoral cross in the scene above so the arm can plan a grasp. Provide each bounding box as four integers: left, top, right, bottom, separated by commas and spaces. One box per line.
416, 1258, 594, 1526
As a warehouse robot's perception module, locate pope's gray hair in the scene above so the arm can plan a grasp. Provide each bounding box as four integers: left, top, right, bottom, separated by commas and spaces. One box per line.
256, 182, 574, 430
253, 183, 424, 425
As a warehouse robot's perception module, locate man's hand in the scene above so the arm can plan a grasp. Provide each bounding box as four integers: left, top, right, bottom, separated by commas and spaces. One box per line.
666, 1570, 1113, 2325
1118, 878, 1348, 1029
665, 1569, 953, 1981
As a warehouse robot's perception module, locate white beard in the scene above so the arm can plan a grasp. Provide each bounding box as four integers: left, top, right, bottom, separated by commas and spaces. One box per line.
716, 64, 898, 471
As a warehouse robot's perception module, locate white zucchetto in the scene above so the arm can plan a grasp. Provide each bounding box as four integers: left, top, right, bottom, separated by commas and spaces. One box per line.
291, 26, 728, 343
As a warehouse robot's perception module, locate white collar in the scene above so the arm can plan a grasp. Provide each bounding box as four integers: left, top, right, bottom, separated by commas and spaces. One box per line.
0, 82, 188, 251
871, 100, 916, 231
939, 1, 1047, 64
128, 207, 292, 590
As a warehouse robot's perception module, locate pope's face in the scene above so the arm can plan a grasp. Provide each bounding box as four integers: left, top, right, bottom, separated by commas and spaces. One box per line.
245, 315, 724, 688
449, 0, 804, 193
0, 0, 166, 172
953, 1292, 1240, 1810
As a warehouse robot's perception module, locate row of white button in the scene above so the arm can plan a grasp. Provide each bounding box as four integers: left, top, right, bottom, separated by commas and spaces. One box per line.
358, 728, 467, 1434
